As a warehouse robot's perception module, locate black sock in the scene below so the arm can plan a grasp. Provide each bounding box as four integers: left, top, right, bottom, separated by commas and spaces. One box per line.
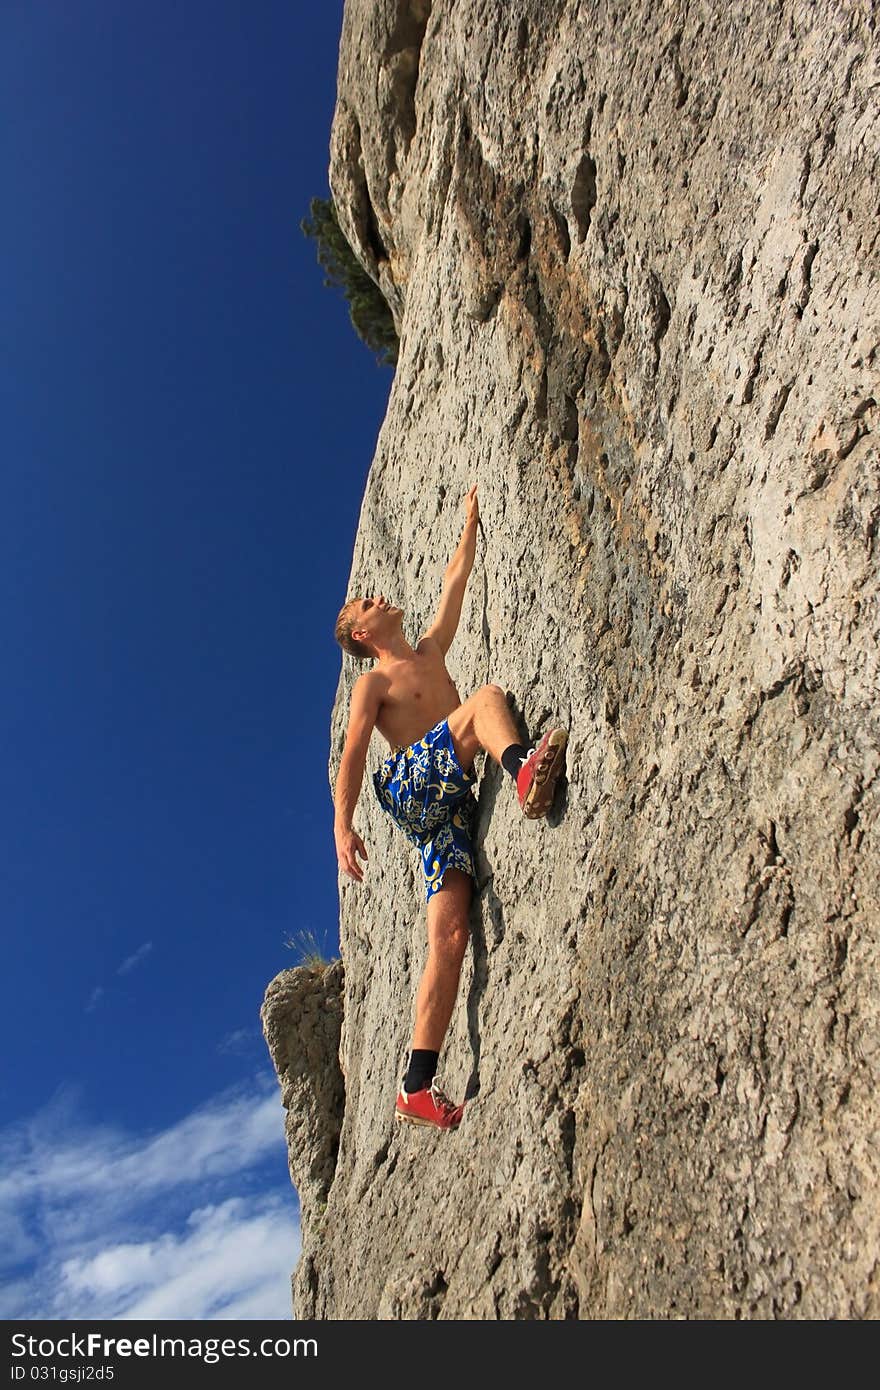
501, 743, 529, 781
404, 1049, 439, 1094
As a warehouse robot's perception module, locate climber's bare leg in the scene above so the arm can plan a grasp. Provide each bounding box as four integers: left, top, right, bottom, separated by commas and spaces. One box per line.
411, 868, 472, 1051
447, 684, 520, 773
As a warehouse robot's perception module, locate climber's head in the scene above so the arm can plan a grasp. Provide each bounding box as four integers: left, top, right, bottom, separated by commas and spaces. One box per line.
335, 595, 401, 660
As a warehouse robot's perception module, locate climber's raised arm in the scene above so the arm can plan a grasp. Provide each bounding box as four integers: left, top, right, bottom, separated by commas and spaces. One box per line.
333, 670, 383, 882
422, 485, 480, 656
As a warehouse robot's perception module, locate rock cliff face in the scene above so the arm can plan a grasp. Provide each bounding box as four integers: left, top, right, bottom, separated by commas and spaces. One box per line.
262, 0, 879, 1317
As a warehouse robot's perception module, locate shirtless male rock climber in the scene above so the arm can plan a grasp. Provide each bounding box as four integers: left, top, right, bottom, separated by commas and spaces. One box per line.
333, 485, 568, 1130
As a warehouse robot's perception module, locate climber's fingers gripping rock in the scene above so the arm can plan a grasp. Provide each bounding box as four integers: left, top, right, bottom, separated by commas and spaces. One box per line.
336, 827, 368, 883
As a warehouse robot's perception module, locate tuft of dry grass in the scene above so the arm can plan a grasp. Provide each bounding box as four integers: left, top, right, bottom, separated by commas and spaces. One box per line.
283, 926, 337, 971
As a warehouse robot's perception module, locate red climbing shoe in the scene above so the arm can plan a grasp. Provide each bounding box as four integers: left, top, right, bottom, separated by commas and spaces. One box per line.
395, 1077, 464, 1130
517, 727, 568, 819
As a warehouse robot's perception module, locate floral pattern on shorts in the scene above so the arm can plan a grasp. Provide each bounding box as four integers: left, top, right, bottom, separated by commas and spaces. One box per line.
372, 718, 477, 902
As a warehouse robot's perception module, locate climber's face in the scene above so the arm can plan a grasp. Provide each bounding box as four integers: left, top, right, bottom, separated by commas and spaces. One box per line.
349, 596, 402, 649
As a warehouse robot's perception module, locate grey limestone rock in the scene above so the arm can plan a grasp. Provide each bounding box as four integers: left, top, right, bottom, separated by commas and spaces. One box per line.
260, 962, 344, 1224
263, 0, 880, 1318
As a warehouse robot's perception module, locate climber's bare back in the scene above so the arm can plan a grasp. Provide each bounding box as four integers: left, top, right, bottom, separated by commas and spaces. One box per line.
370, 635, 463, 752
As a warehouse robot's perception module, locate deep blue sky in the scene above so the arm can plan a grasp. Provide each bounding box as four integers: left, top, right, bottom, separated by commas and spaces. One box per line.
1, 2, 391, 1318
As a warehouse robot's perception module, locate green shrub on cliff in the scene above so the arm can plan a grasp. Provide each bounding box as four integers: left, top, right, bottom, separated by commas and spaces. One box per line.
301, 197, 398, 367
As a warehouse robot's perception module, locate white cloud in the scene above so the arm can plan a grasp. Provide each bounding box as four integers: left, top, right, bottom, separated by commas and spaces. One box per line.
218, 1027, 259, 1055
1, 1078, 301, 1320
85, 985, 104, 1013
0, 1080, 285, 1211
83, 941, 154, 1012
117, 941, 153, 976
100, 1087, 286, 1197
57, 1195, 299, 1321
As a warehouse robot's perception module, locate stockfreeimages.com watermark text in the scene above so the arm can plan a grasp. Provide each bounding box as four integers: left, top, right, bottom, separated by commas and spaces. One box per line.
11, 1332, 316, 1368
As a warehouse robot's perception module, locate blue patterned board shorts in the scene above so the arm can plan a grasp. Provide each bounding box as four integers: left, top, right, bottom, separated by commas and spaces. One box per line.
372, 718, 477, 902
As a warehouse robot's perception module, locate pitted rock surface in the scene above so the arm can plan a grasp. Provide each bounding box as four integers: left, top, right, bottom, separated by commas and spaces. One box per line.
260, 962, 344, 1220
263, 0, 879, 1318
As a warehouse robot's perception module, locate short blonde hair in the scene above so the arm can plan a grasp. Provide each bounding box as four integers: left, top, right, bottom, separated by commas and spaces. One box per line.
334, 599, 374, 660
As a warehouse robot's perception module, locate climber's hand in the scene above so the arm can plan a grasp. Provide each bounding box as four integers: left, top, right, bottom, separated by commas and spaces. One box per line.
335, 827, 368, 883
464, 484, 480, 526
